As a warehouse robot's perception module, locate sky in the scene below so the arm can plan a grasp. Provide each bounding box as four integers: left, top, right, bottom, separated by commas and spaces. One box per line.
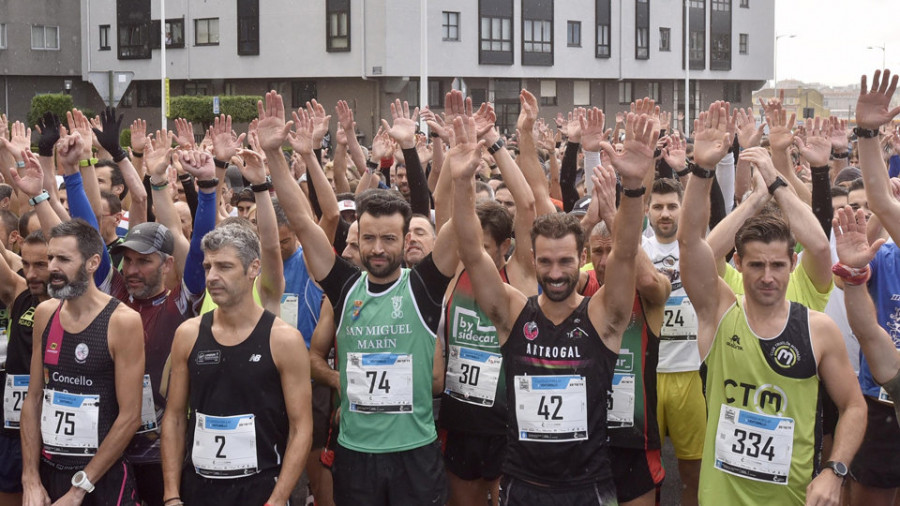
775, 0, 896, 87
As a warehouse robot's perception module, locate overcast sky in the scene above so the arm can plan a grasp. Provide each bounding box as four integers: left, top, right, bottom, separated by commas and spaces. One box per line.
775, 0, 896, 87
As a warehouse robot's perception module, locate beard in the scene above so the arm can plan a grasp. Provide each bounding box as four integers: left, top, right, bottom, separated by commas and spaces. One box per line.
538, 271, 579, 302
48, 265, 90, 300
126, 266, 164, 299
362, 251, 402, 279
651, 220, 678, 239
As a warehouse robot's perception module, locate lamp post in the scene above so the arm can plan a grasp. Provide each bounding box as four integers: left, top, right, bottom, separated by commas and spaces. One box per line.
867, 44, 886, 70
774, 34, 797, 89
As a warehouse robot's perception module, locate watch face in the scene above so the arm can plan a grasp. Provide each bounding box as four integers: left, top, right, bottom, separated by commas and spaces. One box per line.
829, 461, 848, 476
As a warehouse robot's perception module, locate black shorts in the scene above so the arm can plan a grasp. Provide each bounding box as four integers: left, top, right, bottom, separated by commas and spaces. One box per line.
132, 462, 164, 506
311, 381, 333, 449
0, 433, 22, 493
40, 458, 139, 505
181, 466, 280, 506
822, 389, 839, 437
850, 396, 900, 488
609, 446, 665, 502
441, 430, 506, 481
332, 439, 448, 506
498, 475, 618, 506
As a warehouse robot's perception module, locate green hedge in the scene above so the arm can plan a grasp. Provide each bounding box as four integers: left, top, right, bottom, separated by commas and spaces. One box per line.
120, 128, 131, 149
27, 94, 75, 129
167, 95, 261, 126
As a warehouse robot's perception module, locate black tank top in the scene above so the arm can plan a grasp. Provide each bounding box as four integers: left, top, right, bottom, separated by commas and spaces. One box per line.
41, 299, 120, 468
1, 291, 41, 436
502, 296, 619, 487
187, 310, 288, 475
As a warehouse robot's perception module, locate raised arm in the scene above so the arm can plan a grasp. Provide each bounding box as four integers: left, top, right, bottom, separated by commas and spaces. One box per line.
829, 117, 850, 183
290, 111, 340, 245
762, 97, 812, 205
11, 150, 62, 240
93, 107, 148, 227
144, 132, 190, 278
517, 91, 557, 216
856, 69, 900, 243
381, 99, 431, 216
707, 169, 770, 275
335, 100, 368, 186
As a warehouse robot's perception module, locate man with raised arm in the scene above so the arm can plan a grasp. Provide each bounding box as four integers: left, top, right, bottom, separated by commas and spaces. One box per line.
452, 109, 655, 504
678, 101, 865, 505
261, 91, 458, 505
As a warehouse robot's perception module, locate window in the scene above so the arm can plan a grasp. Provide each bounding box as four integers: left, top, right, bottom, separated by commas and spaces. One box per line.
184, 82, 210, 96
224, 82, 238, 96
739, 33, 748, 54
292, 81, 317, 109
136, 81, 160, 107
648, 82, 660, 102
99, 25, 111, 50
724, 82, 741, 102
428, 81, 443, 108
659, 27, 670, 51
327, 0, 350, 52
523, 20, 551, 53
166, 19, 185, 47
567, 21, 581, 47
574, 80, 591, 106
618, 81, 633, 104
31, 25, 60, 50
597, 24, 610, 57
117, 0, 151, 59
540, 80, 557, 106
194, 18, 219, 45
636, 27, 649, 59
442, 11, 459, 41
0, 24, 5, 49
711, 32, 730, 70
689, 0, 704, 7
690, 30, 704, 62
238, 0, 260, 55
712, 0, 731, 11
481, 17, 512, 52
740, 0, 749, 6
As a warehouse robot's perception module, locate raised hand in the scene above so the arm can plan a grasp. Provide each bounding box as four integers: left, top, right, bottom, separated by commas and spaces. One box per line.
834, 206, 885, 268
661, 133, 687, 172
793, 116, 832, 167
92, 107, 127, 160
566, 108, 585, 143
380, 99, 418, 149
0, 114, 7, 143
517, 89, 539, 132
599, 112, 658, 187
555, 112, 568, 137
35, 112, 62, 157
131, 118, 148, 154
446, 116, 485, 181
305, 99, 331, 148
738, 147, 778, 185
415, 133, 432, 165
692, 101, 735, 169
658, 110, 672, 132
208, 114, 246, 162
145, 130, 175, 181
857, 69, 900, 130
471, 101, 497, 140
587, 164, 618, 224
256, 91, 294, 152
288, 109, 316, 155
733, 107, 765, 149
173, 117, 195, 149
66, 109, 96, 158
10, 150, 45, 198
178, 150, 216, 181
56, 131, 86, 172
421, 107, 449, 144
580, 107, 610, 152
335, 100, 357, 137
237, 148, 267, 185
2, 121, 32, 156
828, 116, 850, 153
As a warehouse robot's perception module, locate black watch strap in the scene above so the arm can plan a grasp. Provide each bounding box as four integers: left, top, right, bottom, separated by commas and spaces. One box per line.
767, 176, 789, 195
690, 161, 715, 179
854, 127, 879, 139
213, 158, 229, 169
621, 186, 647, 198
487, 138, 506, 155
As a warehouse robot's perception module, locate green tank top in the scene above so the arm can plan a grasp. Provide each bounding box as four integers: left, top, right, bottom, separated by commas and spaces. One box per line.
700, 298, 822, 505
336, 269, 437, 453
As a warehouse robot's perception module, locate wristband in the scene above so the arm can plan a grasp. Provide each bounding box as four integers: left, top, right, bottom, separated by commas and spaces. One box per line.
196, 177, 220, 189
809, 165, 830, 174
854, 127, 879, 139
831, 150, 849, 159
365, 160, 379, 173
79, 158, 99, 168
621, 186, 647, 198
15, 160, 25, 168
251, 176, 272, 192
832, 262, 871, 286
132, 151, 144, 158
487, 138, 506, 155
150, 179, 169, 191
429, 131, 440, 138
28, 191, 50, 206
690, 162, 715, 179
767, 176, 788, 195
213, 158, 229, 169
178, 173, 194, 183
112, 150, 128, 163
675, 166, 691, 177
163, 498, 182, 505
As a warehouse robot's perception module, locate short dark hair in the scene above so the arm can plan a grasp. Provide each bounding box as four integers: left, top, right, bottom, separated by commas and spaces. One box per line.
100, 191, 122, 215
410, 213, 435, 235
271, 200, 291, 227
50, 219, 105, 262
830, 186, 849, 198
336, 192, 355, 203
232, 188, 256, 206
848, 178, 865, 193
734, 214, 796, 258
477, 200, 512, 247
0, 184, 13, 201
18, 209, 37, 238
649, 178, 683, 203
97, 160, 127, 198
475, 181, 494, 200
531, 213, 585, 255
356, 189, 412, 235
0, 210, 18, 238
23, 230, 47, 246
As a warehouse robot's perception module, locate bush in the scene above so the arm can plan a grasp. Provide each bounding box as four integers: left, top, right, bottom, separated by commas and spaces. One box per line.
27, 94, 75, 129
120, 128, 131, 149
168, 95, 261, 128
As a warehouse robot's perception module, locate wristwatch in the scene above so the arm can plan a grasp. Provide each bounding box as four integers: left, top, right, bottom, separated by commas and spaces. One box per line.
824, 461, 848, 479
71, 470, 95, 493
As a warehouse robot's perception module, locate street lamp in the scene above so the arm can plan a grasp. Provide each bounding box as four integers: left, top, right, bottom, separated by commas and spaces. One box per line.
868, 44, 886, 70
774, 34, 797, 89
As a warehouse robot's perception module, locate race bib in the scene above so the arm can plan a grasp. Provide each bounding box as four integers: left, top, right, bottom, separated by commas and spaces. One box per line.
280, 293, 299, 329
346, 353, 413, 414
445, 345, 502, 406
607, 373, 635, 428
41, 389, 99, 456
137, 374, 158, 434
714, 405, 794, 484
878, 387, 893, 405
3, 374, 28, 428
514, 375, 588, 442
192, 413, 258, 478
660, 295, 698, 341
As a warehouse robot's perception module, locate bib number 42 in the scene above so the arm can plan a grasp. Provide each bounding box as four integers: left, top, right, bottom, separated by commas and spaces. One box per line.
537, 395, 563, 420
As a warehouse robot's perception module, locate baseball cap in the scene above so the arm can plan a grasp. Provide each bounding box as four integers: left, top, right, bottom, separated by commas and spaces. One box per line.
112, 222, 175, 256
338, 199, 356, 212
834, 167, 862, 186
570, 196, 592, 217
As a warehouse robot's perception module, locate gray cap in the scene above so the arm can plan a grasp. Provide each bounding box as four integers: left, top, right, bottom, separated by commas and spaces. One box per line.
225, 164, 245, 190
112, 222, 175, 256
570, 196, 592, 217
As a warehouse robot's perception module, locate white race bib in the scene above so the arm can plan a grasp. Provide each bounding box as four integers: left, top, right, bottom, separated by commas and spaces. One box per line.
192, 413, 259, 478
346, 353, 413, 414
514, 375, 588, 442
660, 295, 698, 340
280, 294, 299, 329
878, 387, 894, 405
714, 405, 794, 485
3, 374, 28, 429
445, 345, 502, 407
41, 389, 99, 455
137, 374, 158, 434
608, 373, 635, 428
